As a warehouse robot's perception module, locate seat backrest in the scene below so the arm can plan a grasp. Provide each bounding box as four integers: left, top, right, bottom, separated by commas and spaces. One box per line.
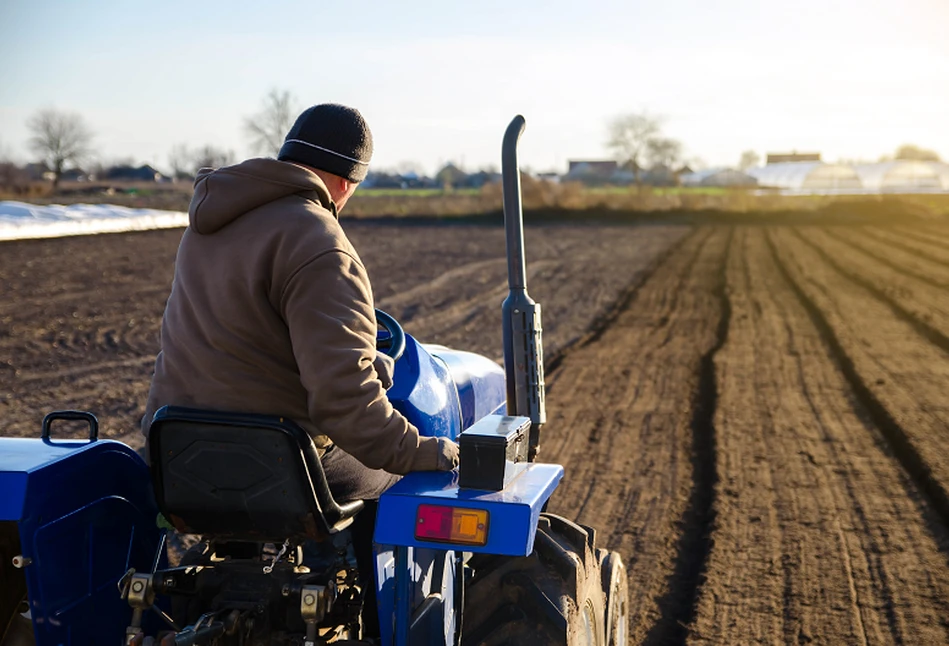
148, 406, 364, 541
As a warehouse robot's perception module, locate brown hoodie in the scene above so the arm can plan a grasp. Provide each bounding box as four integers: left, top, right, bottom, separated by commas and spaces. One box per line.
142, 158, 440, 474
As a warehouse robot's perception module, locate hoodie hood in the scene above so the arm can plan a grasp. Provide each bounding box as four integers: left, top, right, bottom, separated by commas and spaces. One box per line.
188, 158, 335, 234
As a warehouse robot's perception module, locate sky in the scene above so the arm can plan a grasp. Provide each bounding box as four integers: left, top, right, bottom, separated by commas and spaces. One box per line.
1, 0, 947, 175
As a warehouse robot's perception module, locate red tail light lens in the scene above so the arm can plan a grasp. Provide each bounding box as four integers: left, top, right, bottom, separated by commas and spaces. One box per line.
415, 504, 489, 546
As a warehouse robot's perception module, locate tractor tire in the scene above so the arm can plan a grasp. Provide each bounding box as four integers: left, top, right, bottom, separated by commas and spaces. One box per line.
598, 550, 629, 646
462, 513, 615, 646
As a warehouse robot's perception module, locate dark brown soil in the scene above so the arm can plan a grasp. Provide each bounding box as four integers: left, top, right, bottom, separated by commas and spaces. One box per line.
5, 220, 949, 644
0, 222, 685, 445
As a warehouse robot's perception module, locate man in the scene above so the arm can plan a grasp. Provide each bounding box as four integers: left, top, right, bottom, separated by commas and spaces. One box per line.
142, 103, 459, 504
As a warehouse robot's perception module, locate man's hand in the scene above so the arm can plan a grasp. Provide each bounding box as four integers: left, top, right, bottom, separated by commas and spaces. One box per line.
373, 352, 395, 390
435, 437, 460, 471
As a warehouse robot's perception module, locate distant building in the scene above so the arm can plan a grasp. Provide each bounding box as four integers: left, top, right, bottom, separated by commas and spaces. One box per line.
766, 152, 821, 164
463, 169, 501, 189
535, 172, 561, 184
681, 168, 758, 188
564, 160, 623, 185
642, 165, 679, 187
362, 171, 405, 189
59, 168, 89, 182
566, 160, 618, 177
23, 162, 52, 181
435, 163, 466, 189
105, 164, 165, 182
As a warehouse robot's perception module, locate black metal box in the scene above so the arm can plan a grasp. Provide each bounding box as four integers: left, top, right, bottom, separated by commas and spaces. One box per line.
458, 415, 530, 491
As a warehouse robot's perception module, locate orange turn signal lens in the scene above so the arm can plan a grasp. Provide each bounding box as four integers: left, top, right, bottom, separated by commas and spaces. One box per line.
415, 504, 489, 546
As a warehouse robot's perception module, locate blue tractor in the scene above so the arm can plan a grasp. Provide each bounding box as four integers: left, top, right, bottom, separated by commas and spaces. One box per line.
0, 117, 629, 645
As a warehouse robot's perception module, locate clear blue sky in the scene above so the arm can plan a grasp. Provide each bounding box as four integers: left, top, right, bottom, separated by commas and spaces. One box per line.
1, 0, 947, 174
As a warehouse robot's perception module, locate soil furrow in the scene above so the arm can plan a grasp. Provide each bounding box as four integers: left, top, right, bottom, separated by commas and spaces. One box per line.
915, 223, 949, 243
793, 228, 949, 356
768, 228, 949, 532
822, 227, 949, 290
545, 230, 694, 385
862, 227, 949, 268
544, 227, 729, 645
690, 227, 949, 645
643, 227, 731, 646
862, 225, 949, 253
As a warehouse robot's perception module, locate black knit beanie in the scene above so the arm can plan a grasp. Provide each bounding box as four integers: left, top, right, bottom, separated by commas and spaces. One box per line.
277, 104, 373, 182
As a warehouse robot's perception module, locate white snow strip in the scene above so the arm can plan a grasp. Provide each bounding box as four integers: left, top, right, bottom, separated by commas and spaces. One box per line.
0, 201, 188, 241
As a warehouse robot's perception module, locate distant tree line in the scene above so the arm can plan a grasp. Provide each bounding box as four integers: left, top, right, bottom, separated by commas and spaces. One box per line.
2, 98, 944, 194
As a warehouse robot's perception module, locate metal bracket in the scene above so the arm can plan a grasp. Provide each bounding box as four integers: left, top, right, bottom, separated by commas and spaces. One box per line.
300, 582, 336, 645
122, 572, 155, 644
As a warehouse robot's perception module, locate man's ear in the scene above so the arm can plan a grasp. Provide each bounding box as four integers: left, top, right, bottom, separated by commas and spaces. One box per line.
337, 177, 352, 195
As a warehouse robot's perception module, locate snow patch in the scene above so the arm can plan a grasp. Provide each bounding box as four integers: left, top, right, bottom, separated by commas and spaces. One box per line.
0, 201, 188, 241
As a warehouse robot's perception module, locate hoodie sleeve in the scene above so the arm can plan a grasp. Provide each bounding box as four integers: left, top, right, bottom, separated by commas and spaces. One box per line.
279, 249, 440, 474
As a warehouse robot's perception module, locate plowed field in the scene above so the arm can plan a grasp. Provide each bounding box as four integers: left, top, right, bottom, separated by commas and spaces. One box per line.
4, 220, 949, 644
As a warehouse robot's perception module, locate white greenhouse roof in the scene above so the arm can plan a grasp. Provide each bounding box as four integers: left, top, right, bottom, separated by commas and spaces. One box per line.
681, 168, 757, 187
747, 162, 862, 190
854, 161, 942, 190
0, 201, 188, 241
933, 163, 949, 190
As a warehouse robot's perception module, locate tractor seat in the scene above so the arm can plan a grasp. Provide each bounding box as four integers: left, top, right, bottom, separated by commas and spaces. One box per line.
148, 406, 364, 542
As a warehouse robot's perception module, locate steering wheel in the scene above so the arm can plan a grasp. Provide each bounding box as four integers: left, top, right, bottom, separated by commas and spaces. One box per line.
375, 309, 406, 362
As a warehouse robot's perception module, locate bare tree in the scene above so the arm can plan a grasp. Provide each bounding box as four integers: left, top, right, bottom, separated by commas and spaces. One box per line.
894, 144, 940, 162
168, 143, 193, 181
606, 112, 662, 185
738, 150, 760, 170
244, 89, 298, 156
0, 143, 30, 195
645, 137, 683, 169
26, 109, 94, 189
191, 145, 234, 172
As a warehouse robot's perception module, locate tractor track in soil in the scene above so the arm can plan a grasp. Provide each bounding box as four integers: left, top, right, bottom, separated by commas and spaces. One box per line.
821, 227, 949, 291
809, 228, 949, 353
861, 227, 949, 269
913, 224, 949, 245
643, 227, 730, 646
688, 228, 949, 645
543, 227, 729, 645
769, 228, 949, 532
791, 228, 949, 360
541, 227, 730, 644
857, 225, 949, 256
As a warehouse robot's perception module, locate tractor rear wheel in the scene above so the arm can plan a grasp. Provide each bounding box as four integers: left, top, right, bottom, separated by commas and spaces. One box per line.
598, 550, 629, 646
462, 513, 623, 646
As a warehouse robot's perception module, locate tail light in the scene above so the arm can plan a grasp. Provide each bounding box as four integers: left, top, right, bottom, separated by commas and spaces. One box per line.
415, 504, 489, 546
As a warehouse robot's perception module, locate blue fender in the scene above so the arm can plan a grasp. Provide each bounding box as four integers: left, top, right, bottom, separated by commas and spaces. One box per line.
0, 437, 161, 645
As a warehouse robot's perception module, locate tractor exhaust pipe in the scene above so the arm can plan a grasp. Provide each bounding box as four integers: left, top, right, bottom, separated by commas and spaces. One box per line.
501, 115, 546, 461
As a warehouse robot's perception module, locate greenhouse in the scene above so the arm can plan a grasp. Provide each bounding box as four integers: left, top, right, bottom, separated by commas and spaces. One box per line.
854, 161, 943, 191
926, 162, 949, 190
747, 162, 863, 190
680, 168, 757, 187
